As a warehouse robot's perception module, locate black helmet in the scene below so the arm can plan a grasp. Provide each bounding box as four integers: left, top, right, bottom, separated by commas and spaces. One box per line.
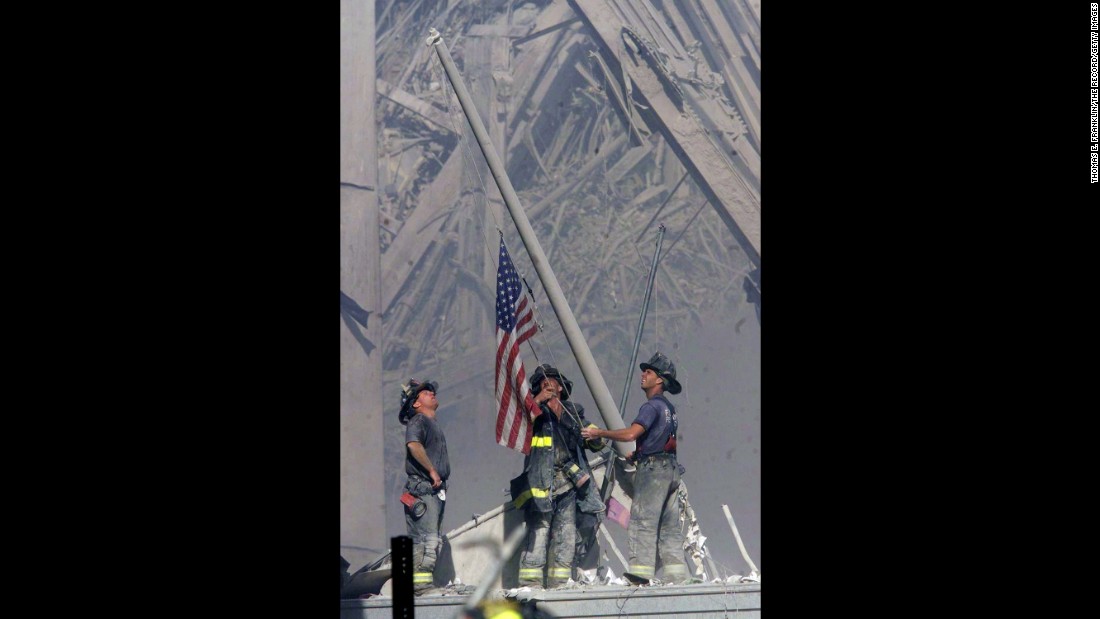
528, 363, 573, 401
639, 352, 682, 394
398, 379, 437, 425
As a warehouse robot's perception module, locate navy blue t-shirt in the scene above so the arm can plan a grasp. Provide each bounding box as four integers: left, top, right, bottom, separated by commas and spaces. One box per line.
405, 413, 450, 480
632, 394, 677, 457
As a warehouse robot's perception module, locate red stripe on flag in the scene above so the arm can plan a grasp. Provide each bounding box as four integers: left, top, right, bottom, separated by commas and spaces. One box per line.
505, 339, 526, 448
495, 330, 532, 453
495, 334, 511, 441
493, 242, 541, 454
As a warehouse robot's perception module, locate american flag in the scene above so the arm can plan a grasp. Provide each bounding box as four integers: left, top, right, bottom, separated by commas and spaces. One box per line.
494, 237, 540, 454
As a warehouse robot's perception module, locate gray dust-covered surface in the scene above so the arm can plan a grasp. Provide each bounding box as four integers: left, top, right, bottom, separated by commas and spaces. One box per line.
352, 0, 761, 579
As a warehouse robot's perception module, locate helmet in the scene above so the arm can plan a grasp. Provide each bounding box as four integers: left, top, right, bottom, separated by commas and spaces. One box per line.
528, 363, 573, 400
398, 379, 438, 425
639, 352, 682, 394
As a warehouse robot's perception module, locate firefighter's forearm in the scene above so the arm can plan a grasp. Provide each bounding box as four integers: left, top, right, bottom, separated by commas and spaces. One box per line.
406, 442, 436, 476
591, 423, 644, 442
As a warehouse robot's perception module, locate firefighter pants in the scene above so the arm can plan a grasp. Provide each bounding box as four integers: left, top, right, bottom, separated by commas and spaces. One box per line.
627, 454, 690, 583
518, 489, 576, 588
405, 488, 445, 592
574, 510, 601, 574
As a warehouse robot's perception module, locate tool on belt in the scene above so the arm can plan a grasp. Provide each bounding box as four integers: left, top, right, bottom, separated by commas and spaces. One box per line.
400, 491, 427, 519
401, 474, 446, 519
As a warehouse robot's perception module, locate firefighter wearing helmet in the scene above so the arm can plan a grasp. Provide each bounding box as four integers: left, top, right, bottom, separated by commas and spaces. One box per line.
511, 363, 607, 589
398, 379, 450, 595
581, 352, 694, 585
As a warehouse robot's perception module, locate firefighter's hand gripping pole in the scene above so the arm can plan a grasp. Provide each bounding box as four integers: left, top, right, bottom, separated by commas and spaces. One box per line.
426, 26, 635, 457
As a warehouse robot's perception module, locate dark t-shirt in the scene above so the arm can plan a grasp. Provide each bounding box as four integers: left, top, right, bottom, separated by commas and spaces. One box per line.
632, 394, 677, 457
405, 413, 450, 480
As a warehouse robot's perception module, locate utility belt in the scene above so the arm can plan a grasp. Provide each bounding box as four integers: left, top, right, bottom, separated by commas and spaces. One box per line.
632, 433, 678, 464
633, 450, 686, 475
406, 474, 447, 496
634, 451, 677, 464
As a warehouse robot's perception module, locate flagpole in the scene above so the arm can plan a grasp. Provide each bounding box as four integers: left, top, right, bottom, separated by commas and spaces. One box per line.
427, 28, 634, 456
618, 223, 665, 419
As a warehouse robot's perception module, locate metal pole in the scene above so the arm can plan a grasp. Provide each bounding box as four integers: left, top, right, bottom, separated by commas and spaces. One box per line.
617, 223, 665, 419
461, 523, 528, 613
426, 27, 634, 455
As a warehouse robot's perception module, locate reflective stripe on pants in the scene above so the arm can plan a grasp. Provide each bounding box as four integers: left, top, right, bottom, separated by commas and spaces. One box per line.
518, 489, 576, 587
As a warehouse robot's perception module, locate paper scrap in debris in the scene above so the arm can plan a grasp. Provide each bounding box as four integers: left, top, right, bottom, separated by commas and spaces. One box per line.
606, 497, 630, 528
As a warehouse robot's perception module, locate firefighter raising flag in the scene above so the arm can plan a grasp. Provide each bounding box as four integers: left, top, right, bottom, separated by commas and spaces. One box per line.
494, 236, 539, 454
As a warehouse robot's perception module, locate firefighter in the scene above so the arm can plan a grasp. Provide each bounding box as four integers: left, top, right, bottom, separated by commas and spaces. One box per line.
581, 352, 691, 585
398, 379, 450, 595
513, 364, 606, 589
